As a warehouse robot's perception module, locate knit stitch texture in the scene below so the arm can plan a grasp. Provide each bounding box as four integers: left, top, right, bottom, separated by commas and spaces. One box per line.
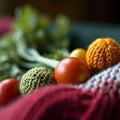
0, 84, 119, 120
77, 62, 120, 92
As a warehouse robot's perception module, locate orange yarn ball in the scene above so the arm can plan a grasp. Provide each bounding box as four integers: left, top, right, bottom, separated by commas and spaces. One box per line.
86, 38, 120, 73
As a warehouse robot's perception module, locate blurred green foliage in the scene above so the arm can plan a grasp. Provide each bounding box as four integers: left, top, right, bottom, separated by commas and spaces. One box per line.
0, 5, 72, 80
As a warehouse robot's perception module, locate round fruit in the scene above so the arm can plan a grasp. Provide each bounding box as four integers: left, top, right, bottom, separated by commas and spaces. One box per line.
54, 57, 90, 84
0, 78, 20, 107
69, 48, 87, 64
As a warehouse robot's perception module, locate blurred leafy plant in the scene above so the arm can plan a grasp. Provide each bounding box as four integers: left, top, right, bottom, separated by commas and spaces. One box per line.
13, 5, 71, 55
0, 5, 72, 80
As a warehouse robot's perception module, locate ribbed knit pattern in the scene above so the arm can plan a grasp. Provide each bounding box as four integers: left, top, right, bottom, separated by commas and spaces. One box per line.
0, 85, 120, 120
77, 62, 120, 93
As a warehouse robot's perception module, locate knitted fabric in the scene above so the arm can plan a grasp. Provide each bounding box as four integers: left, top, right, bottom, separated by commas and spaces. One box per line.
0, 64, 120, 120
0, 85, 119, 120
77, 62, 120, 93
86, 38, 120, 73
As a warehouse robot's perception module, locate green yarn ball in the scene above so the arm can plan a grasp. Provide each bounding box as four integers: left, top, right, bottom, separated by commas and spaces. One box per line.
19, 67, 55, 95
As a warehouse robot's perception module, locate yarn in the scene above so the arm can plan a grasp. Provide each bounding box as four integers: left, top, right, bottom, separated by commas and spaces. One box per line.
77, 62, 120, 97
86, 38, 120, 73
0, 63, 120, 120
0, 85, 119, 120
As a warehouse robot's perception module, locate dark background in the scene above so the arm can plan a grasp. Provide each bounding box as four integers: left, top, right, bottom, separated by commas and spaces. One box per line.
0, 0, 120, 23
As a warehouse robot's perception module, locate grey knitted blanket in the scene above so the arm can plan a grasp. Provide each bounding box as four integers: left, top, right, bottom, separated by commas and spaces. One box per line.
76, 62, 120, 96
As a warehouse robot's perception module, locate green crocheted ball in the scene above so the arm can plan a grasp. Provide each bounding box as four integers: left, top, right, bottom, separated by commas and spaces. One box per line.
19, 67, 55, 95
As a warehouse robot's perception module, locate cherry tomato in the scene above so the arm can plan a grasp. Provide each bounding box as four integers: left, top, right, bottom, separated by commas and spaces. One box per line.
54, 57, 90, 84
69, 48, 87, 64
0, 78, 20, 107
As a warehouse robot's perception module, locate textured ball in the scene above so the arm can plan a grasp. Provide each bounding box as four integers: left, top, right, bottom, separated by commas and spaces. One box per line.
86, 38, 120, 73
19, 67, 55, 95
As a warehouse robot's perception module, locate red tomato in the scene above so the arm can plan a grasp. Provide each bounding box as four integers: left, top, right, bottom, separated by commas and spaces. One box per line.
54, 57, 90, 84
0, 78, 20, 107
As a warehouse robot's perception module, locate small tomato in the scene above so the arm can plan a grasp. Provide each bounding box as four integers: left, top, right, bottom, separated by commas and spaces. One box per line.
0, 78, 20, 107
54, 57, 90, 84
69, 48, 87, 64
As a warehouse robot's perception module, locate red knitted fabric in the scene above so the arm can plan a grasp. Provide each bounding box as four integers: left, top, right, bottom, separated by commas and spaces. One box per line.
0, 84, 119, 120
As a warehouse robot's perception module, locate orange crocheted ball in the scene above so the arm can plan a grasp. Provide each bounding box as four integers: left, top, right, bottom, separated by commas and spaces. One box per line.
86, 38, 120, 73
